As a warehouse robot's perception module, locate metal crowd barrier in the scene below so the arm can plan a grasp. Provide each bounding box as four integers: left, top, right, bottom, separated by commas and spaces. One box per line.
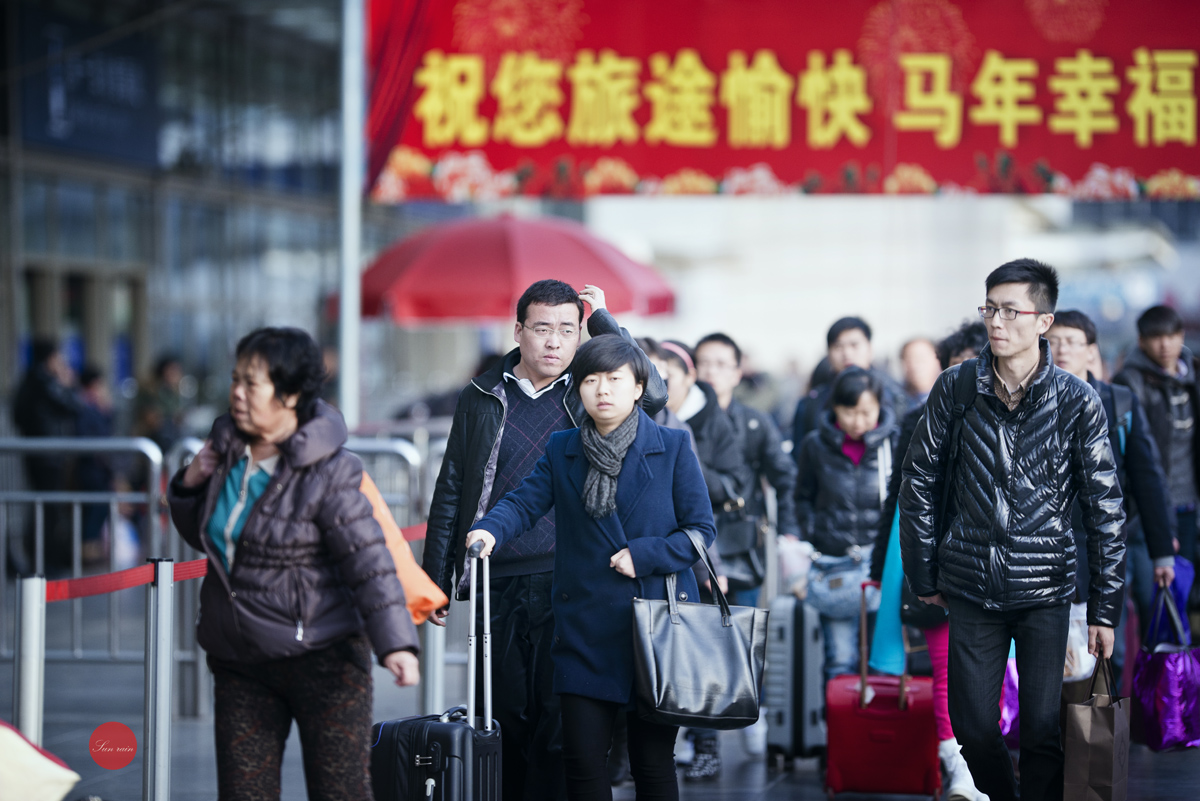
14, 557, 205, 801
0, 437, 164, 662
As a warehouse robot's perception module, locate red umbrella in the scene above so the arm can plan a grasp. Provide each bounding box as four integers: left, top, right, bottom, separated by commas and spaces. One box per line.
359, 215, 675, 322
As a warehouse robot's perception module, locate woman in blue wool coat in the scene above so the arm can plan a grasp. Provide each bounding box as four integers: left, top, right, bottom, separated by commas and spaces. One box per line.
467, 333, 716, 801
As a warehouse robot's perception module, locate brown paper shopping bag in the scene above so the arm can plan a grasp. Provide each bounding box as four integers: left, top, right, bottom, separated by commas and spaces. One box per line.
1063, 659, 1130, 801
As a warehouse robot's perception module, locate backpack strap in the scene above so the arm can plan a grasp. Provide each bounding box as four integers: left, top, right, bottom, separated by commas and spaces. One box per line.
1109, 383, 1134, 458
936, 358, 979, 533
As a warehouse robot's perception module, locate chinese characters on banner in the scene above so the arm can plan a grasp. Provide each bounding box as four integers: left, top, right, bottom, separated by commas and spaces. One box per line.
368, 0, 1200, 201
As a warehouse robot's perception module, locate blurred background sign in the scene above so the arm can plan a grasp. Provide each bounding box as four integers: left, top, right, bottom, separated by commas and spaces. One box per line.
368, 0, 1200, 201
19, 5, 159, 168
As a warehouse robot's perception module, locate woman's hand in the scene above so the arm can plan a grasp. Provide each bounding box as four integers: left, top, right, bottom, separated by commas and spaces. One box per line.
610, 548, 636, 578
383, 650, 421, 687
181, 439, 218, 488
577, 284, 606, 312
466, 529, 496, 559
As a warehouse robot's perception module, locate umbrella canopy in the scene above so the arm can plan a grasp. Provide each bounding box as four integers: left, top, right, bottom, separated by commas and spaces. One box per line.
360, 215, 675, 322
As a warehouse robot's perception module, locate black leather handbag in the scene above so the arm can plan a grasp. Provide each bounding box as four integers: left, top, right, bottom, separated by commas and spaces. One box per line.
631, 529, 769, 730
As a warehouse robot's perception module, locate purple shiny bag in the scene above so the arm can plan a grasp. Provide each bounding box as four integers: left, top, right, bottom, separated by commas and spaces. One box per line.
999, 657, 1020, 749
1132, 589, 1200, 751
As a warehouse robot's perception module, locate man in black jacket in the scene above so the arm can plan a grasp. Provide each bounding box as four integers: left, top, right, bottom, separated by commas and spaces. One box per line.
791, 316, 906, 461
421, 280, 666, 801
1048, 310, 1175, 677
900, 260, 1125, 801
1114, 305, 1198, 600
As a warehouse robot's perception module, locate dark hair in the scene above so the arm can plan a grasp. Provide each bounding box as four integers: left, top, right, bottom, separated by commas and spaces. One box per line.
985, 258, 1059, 313
661, 340, 695, 374
827, 317, 872, 348
829, 366, 883, 408
695, 332, 742, 366
154, 355, 181, 380
31, 338, 58, 367
79, 365, 104, 389
936, 321, 989, 369
516, 279, 583, 325
1136, 304, 1183, 339
235, 327, 326, 420
570, 334, 651, 399
1051, 309, 1097, 345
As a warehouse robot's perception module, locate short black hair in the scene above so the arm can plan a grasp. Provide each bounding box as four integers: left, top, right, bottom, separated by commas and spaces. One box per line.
985, 258, 1059, 313
1136, 305, 1183, 339
31, 338, 58, 367
516, 279, 583, 325
80, 365, 104, 389
827, 317, 872, 348
695, 332, 742, 366
154, 354, 181, 380
570, 334, 651, 400
235, 327, 326, 421
829, 366, 883, 408
936, 321, 989, 369
1051, 309, 1097, 345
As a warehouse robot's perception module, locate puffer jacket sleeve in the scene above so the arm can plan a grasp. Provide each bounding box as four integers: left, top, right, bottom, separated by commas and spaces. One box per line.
793, 433, 819, 542
899, 368, 957, 598
421, 388, 471, 600
1124, 394, 1177, 562
587, 308, 669, 416
1070, 386, 1127, 627
167, 468, 209, 553
757, 412, 800, 537
871, 406, 924, 582
317, 451, 419, 662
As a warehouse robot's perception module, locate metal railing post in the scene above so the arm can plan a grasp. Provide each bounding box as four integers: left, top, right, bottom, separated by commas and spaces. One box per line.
420, 621, 446, 715
143, 558, 174, 801
14, 575, 47, 745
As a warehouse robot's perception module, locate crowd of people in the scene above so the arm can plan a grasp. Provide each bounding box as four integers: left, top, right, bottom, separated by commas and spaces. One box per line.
9, 263, 1197, 801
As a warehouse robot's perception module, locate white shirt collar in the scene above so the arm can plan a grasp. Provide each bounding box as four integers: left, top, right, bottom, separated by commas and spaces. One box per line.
503, 369, 571, 399
676, 383, 707, 422
242, 444, 279, 477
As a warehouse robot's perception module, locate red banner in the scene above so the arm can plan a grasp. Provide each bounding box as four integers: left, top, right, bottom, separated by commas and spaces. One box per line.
368, 0, 1200, 200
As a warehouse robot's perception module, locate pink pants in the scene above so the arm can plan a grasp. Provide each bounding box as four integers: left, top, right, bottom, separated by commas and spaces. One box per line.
924, 621, 955, 741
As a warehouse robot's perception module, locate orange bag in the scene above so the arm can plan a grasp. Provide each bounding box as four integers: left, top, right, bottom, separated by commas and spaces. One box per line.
360, 472, 448, 625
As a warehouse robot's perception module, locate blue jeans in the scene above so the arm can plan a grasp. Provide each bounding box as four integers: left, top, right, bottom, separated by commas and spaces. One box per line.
819, 613, 860, 684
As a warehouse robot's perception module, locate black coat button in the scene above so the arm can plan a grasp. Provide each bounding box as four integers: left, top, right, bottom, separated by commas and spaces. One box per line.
562, 593, 569, 601
555, 636, 560, 644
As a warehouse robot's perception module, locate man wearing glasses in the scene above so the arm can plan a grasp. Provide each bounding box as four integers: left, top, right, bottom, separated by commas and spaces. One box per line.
900, 260, 1125, 801
422, 280, 666, 801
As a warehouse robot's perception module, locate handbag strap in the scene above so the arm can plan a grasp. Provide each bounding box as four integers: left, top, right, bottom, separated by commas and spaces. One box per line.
667, 529, 733, 625
1087, 656, 1117, 698
1145, 585, 1188, 648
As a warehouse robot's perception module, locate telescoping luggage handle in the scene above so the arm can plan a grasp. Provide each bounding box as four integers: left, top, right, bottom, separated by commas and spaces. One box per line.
859, 580, 918, 711
465, 540, 494, 731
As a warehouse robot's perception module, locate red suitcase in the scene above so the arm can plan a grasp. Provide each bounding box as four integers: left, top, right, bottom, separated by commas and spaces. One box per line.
824, 582, 941, 799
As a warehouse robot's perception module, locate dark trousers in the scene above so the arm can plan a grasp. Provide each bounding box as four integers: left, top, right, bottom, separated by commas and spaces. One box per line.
209, 635, 374, 801
474, 571, 566, 801
947, 597, 1071, 801
560, 693, 679, 801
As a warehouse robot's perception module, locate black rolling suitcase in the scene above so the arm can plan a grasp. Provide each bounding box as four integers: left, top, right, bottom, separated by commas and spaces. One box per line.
764, 593, 826, 766
371, 542, 502, 801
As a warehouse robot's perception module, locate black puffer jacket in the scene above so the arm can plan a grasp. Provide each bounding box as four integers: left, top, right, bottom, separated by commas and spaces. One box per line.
899, 342, 1126, 626
422, 309, 668, 601
794, 408, 898, 556
169, 401, 417, 664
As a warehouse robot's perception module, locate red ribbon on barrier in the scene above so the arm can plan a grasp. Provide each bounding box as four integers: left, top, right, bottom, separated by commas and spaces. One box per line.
46, 564, 156, 602
175, 559, 208, 582
402, 522, 426, 543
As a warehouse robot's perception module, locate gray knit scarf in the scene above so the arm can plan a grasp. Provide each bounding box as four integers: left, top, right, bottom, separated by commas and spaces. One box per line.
580, 410, 639, 520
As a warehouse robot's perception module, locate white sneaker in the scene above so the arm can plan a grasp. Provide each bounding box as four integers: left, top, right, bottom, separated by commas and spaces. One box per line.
939, 738, 987, 801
